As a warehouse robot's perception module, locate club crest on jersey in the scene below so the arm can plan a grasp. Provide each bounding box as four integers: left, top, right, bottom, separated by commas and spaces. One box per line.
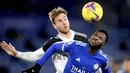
93, 64, 99, 70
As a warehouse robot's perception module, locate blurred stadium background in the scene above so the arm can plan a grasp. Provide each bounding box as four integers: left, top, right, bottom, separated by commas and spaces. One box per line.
0, 0, 130, 73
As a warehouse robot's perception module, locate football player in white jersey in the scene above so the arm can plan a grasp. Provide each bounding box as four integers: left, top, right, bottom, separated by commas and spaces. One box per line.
0, 7, 88, 73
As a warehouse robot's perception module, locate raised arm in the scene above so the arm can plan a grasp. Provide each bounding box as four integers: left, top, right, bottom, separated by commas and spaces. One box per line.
22, 41, 73, 73
0, 37, 61, 62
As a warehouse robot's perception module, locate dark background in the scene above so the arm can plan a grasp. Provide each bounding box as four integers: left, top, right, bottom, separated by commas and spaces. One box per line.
0, 0, 130, 73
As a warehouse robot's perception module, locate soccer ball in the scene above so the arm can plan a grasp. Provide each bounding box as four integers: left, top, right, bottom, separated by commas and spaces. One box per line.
82, 2, 103, 23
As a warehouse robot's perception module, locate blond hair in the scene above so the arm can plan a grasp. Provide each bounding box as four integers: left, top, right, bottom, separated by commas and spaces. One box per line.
49, 7, 68, 24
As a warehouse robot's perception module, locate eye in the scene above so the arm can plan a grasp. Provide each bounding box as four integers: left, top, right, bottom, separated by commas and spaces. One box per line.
57, 20, 62, 23
99, 36, 103, 41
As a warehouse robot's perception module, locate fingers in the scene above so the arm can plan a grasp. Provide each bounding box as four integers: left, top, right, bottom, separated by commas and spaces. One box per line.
0, 41, 17, 56
9, 43, 14, 49
3, 41, 9, 46
0, 41, 11, 51
9, 43, 17, 54
0, 41, 9, 47
0, 41, 10, 48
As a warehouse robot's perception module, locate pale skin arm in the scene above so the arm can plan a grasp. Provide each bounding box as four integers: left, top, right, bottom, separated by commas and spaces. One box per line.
0, 41, 18, 56
0, 41, 44, 62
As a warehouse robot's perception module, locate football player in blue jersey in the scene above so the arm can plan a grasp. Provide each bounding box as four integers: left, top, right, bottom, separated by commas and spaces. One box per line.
22, 29, 111, 73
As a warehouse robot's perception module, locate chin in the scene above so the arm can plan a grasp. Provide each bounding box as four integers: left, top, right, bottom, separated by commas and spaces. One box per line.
92, 44, 97, 47
62, 30, 69, 34
65, 29, 70, 33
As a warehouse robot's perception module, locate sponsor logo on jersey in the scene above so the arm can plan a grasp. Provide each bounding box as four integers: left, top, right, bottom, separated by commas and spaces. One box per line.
71, 65, 86, 73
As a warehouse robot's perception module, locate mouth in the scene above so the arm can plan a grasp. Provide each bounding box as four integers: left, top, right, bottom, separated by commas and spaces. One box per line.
64, 26, 68, 29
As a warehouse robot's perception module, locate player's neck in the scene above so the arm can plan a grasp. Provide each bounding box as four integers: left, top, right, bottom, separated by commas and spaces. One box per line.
59, 31, 71, 39
89, 43, 101, 54
89, 49, 98, 54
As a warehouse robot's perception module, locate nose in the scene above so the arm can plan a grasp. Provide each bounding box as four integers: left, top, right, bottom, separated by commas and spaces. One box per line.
62, 21, 66, 25
94, 37, 98, 40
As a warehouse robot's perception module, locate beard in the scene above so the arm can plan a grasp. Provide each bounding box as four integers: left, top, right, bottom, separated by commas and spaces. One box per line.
88, 42, 102, 51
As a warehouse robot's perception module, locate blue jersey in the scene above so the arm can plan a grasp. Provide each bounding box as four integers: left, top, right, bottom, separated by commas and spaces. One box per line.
38, 40, 111, 73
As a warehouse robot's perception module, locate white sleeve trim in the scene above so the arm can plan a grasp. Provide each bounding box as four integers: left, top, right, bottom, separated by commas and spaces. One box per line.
15, 47, 44, 62
62, 43, 65, 52
104, 64, 108, 69
104, 61, 108, 69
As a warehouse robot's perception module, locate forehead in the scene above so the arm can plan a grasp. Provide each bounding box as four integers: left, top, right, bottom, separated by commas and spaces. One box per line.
94, 32, 106, 38
55, 13, 67, 21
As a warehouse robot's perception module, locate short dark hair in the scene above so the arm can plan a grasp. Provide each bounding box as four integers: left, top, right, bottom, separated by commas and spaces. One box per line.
96, 29, 108, 44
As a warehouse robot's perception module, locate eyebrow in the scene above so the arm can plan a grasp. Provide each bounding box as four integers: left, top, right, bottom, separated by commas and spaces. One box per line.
63, 16, 66, 18
56, 16, 67, 21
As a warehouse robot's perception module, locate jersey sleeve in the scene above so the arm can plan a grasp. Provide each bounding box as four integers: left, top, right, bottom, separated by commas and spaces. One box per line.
101, 67, 111, 73
38, 44, 55, 66
60, 41, 74, 52
38, 41, 73, 66
74, 31, 88, 43
99, 50, 112, 73
42, 37, 62, 52
16, 47, 44, 62
53, 41, 74, 52
101, 60, 111, 73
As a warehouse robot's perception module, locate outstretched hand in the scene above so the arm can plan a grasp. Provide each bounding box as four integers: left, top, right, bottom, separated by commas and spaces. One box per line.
0, 41, 18, 56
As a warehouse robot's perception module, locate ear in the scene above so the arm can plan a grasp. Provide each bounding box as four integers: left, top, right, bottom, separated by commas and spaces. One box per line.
52, 24, 57, 29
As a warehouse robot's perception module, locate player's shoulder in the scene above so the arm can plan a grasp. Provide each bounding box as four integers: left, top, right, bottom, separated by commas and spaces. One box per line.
99, 50, 108, 59
49, 36, 61, 40
47, 36, 62, 42
42, 36, 62, 52
99, 50, 108, 60
54, 40, 75, 45
95, 50, 108, 65
43, 36, 61, 47
74, 31, 88, 39
74, 31, 88, 43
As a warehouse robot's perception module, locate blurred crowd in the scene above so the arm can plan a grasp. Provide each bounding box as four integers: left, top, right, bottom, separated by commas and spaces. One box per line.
110, 57, 130, 73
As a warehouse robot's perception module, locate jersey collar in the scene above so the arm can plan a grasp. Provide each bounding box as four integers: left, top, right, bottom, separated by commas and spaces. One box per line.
58, 29, 75, 42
